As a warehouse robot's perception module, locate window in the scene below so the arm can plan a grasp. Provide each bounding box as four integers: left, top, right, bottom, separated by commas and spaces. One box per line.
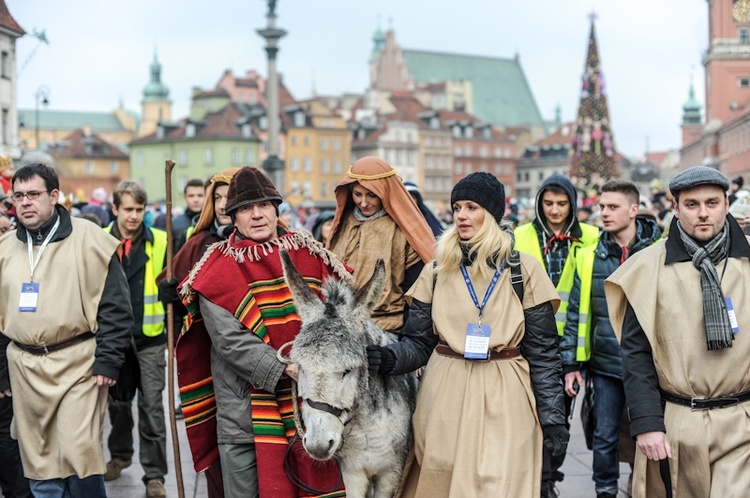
480, 163, 488, 172
443, 155, 451, 170
504, 148, 511, 158
303, 180, 312, 197
424, 136, 432, 147
290, 157, 299, 172
425, 155, 432, 170
539, 171, 544, 180
320, 138, 329, 150
231, 147, 240, 165
425, 178, 433, 193
408, 150, 415, 165
741, 28, 750, 45
333, 159, 342, 174
332, 138, 341, 151
320, 158, 329, 173
290, 180, 300, 196
241, 124, 252, 138
464, 163, 472, 175
303, 157, 312, 172
178, 148, 188, 166
294, 111, 305, 127
495, 147, 502, 158
1, 108, 7, 144
452, 126, 461, 138
179, 176, 189, 192
291, 135, 298, 146
204, 148, 214, 166
455, 145, 462, 156
304, 135, 311, 146
186, 123, 196, 138
464, 126, 474, 139
84, 161, 94, 174
524, 172, 530, 181
464, 145, 472, 156
0, 51, 8, 79
395, 148, 403, 163
455, 163, 462, 175
740, 78, 750, 88
395, 130, 402, 142
109, 161, 119, 174
244, 148, 253, 164
480, 146, 488, 158
320, 181, 328, 197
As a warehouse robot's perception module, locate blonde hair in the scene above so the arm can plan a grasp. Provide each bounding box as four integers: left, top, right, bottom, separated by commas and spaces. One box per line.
436, 209, 516, 283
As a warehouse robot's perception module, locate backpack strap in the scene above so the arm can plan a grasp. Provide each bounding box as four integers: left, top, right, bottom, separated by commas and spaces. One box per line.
433, 256, 524, 302
509, 250, 524, 303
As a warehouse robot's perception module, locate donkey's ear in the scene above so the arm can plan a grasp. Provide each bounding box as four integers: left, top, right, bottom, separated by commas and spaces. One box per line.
354, 259, 386, 315
280, 250, 324, 322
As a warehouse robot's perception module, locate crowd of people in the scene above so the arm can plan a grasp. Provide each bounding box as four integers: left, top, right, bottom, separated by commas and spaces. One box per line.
0, 154, 747, 498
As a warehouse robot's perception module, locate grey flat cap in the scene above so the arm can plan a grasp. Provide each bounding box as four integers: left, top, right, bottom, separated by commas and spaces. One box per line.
669, 166, 730, 196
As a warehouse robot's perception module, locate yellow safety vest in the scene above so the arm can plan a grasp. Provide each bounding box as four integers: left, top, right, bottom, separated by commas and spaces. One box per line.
185, 225, 195, 240
104, 225, 167, 337
515, 222, 599, 335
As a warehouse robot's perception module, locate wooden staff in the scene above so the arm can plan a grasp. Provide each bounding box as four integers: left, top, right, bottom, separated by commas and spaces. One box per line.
164, 159, 185, 498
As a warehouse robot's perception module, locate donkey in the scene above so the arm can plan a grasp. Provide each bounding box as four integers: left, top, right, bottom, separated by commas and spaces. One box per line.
280, 251, 418, 498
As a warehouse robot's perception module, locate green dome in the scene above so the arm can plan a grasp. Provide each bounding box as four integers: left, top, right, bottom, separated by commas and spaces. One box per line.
370, 27, 385, 61
143, 53, 169, 102
682, 82, 701, 124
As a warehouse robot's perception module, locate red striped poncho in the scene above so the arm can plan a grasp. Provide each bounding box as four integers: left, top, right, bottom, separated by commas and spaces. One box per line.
179, 229, 350, 497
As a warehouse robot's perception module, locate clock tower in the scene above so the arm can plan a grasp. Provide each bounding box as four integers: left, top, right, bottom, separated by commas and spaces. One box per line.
704, 0, 750, 125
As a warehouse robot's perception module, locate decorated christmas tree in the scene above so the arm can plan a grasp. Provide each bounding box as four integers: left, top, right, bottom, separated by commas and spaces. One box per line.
569, 15, 619, 186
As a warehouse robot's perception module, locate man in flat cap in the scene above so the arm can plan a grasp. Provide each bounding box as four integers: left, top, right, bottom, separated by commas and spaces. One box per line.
605, 165, 750, 497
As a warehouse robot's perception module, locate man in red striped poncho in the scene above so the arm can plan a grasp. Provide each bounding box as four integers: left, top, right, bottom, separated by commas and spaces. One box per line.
180, 167, 350, 498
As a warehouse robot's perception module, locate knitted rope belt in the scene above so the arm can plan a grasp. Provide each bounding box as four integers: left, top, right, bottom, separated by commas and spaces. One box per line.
13, 332, 94, 356
660, 388, 750, 411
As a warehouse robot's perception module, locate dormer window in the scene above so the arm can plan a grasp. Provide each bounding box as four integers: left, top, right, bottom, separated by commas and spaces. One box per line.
430, 117, 439, 129
293, 111, 305, 127
156, 126, 165, 140
482, 127, 491, 139
452, 125, 461, 138
464, 126, 474, 139
259, 116, 268, 130
241, 123, 252, 138
186, 123, 196, 138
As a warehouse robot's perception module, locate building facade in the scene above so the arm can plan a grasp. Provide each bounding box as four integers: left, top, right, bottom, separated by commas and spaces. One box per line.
0, 1, 24, 160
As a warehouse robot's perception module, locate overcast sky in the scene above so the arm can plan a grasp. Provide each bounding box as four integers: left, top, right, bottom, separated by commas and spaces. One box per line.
10, 0, 707, 158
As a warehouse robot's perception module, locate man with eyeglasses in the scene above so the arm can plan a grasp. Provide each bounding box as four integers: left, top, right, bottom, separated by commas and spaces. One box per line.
0, 163, 132, 497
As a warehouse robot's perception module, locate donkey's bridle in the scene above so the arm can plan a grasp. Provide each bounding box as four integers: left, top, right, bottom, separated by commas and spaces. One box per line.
306, 399, 345, 418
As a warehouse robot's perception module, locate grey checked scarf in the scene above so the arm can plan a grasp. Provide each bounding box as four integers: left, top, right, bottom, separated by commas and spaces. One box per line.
676, 220, 734, 350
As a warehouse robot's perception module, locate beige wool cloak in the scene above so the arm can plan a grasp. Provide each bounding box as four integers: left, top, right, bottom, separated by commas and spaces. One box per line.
0, 218, 118, 480
606, 240, 750, 498
399, 253, 559, 497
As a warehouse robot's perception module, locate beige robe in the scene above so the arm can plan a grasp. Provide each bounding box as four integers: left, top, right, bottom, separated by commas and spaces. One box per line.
400, 253, 559, 497
606, 240, 750, 498
329, 212, 421, 332
0, 218, 118, 480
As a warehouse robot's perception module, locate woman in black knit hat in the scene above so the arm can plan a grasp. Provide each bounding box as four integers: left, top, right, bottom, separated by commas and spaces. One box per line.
367, 172, 568, 496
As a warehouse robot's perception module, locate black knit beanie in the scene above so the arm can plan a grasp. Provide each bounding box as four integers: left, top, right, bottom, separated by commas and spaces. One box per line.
451, 172, 505, 223
225, 166, 282, 216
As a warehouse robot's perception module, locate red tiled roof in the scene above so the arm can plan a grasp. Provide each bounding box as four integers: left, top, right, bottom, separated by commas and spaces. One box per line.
645, 151, 668, 164
535, 122, 576, 148
48, 128, 128, 159
353, 126, 386, 145
235, 78, 259, 88
132, 104, 258, 143
386, 94, 431, 126
0, 1, 24, 37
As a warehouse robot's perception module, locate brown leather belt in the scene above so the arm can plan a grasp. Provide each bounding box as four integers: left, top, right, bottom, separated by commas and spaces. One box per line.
13, 332, 95, 356
435, 341, 521, 361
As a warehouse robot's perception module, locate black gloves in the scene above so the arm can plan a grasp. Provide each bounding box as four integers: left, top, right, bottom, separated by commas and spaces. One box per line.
157, 278, 181, 304
366, 344, 396, 376
543, 424, 570, 457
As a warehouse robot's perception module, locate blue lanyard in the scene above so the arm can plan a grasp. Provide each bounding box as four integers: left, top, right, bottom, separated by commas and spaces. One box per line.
460, 264, 502, 324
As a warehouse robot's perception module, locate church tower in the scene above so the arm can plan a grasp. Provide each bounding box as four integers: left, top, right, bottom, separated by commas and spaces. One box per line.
703, 0, 750, 125
682, 79, 703, 146
138, 50, 171, 137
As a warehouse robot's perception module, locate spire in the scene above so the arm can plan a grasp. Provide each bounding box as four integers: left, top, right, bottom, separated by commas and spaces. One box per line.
143, 47, 170, 102
682, 74, 702, 125
569, 14, 619, 186
370, 17, 385, 61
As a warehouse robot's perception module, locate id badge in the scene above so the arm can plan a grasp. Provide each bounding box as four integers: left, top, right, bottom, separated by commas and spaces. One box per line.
464, 323, 491, 359
19, 282, 39, 312
726, 297, 740, 334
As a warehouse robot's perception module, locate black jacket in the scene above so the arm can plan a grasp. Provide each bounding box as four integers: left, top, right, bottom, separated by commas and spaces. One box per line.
561, 216, 661, 379
109, 222, 166, 352
385, 263, 565, 428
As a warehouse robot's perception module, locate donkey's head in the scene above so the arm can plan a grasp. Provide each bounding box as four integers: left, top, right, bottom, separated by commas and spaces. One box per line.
281, 250, 385, 461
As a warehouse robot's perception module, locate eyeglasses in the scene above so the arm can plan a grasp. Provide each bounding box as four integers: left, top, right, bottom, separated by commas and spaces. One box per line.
11, 190, 49, 203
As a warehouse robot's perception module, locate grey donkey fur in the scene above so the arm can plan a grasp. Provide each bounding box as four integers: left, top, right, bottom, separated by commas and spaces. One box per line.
280, 250, 418, 498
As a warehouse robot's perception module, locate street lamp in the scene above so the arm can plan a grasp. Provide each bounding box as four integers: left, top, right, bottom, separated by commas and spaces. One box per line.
35, 85, 49, 150
257, 0, 287, 195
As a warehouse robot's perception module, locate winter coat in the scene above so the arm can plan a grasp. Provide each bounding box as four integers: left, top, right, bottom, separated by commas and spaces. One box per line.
561, 217, 661, 379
